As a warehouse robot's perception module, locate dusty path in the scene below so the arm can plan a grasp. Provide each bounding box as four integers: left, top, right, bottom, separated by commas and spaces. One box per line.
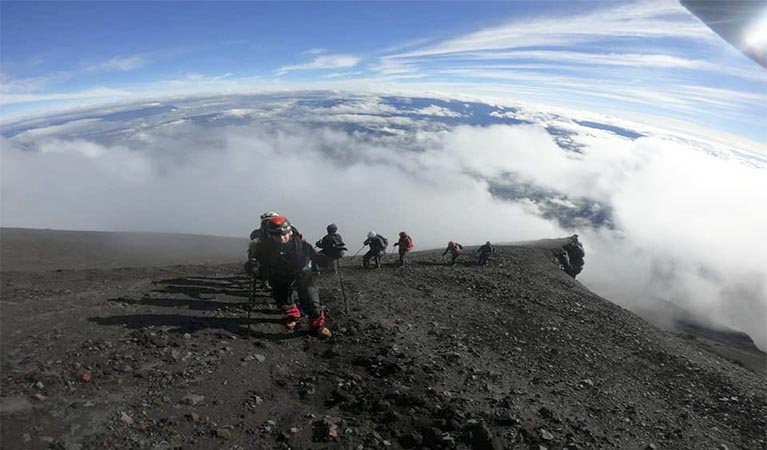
2, 246, 765, 450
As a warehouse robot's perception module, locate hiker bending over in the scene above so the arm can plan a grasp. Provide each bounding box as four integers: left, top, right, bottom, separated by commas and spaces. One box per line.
315, 223, 347, 273
247, 211, 280, 289
561, 234, 585, 278
477, 241, 495, 266
443, 241, 464, 265
253, 215, 331, 338
393, 231, 414, 266
362, 231, 388, 269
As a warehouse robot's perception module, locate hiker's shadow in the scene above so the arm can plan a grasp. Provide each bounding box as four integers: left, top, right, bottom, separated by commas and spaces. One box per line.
108, 297, 276, 314
88, 314, 299, 341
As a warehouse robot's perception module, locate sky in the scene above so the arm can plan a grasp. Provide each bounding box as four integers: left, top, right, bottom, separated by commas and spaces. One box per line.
1, 0, 766, 142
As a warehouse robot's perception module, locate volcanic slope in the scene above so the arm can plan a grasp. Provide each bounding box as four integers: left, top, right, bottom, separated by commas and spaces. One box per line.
1, 244, 764, 450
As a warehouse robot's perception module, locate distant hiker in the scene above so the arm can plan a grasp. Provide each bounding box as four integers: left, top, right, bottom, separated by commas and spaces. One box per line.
362, 231, 388, 269
477, 241, 495, 266
559, 234, 585, 279
443, 241, 464, 265
393, 231, 414, 266
253, 215, 331, 338
315, 223, 347, 273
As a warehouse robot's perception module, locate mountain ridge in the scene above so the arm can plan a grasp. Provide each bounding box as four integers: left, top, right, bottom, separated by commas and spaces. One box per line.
1, 234, 764, 449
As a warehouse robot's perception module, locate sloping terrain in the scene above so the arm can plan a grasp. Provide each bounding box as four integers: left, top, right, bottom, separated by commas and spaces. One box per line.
0, 228, 246, 272
1, 244, 765, 450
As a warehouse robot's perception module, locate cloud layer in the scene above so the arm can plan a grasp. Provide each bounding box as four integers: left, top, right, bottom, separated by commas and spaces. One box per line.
1, 93, 765, 348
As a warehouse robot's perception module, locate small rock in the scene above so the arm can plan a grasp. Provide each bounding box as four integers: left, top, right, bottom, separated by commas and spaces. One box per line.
181, 394, 205, 405
242, 355, 256, 362
540, 429, 554, 441
315, 416, 341, 441
646, 444, 658, 450
33, 393, 47, 401
183, 333, 192, 339
254, 354, 267, 363
719, 445, 729, 450
35, 381, 44, 389
79, 371, 92, 382
215, 428, 232, 440
581, 379, 594, 387
186, 412, 201, 422
120, 412, 134, 425
290, 427, 299, 433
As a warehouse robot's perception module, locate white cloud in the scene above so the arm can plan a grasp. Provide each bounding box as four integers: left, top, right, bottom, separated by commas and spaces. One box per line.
276, 54, 361, 76
2, 95, 766, 350
389, 1, 712, 60
85, 55, 147, 72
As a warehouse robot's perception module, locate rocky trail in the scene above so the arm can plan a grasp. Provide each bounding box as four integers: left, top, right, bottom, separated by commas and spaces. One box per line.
1, 244, 765, 450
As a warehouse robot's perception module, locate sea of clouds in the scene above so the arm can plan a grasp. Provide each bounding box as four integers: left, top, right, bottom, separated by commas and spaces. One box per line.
2, 94, 765, 348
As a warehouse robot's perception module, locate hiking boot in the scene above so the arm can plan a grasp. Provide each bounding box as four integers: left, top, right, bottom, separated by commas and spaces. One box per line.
309, 311, 330, 338
314, 326, 332, 339
283, 317, 299, 331
283, 304, 302, 330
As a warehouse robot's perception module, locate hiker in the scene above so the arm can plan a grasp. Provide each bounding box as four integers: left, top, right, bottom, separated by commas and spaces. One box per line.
362, 231, 388, 269
393, 231, 414, 266
253, 215, 331, 338
247, 211, 280, 289
477, 241, 495, 266
561, 234, 585, 278
442, 241, 464, 265
315, 223, 347, 273
249, 211, 279, 241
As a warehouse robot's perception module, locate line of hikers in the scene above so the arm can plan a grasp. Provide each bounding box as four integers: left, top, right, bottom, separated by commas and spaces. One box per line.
245, 211, 499, 339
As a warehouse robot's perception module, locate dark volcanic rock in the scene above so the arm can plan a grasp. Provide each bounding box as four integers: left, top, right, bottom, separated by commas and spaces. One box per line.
1, 240, 764, 450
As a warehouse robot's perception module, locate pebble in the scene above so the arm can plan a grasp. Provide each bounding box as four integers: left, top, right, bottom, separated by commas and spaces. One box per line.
540, 429, 554, 441
181, 394, 205, 405
215, 428, 232, 440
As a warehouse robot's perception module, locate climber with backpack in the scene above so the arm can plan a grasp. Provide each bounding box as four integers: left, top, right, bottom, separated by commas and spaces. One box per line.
253, 215, 331, 338
315, 223, 347, 273
393, 231, 414, 266
443, 241, 464, 265
362, 231, 388, 269
477, 241, 495, 266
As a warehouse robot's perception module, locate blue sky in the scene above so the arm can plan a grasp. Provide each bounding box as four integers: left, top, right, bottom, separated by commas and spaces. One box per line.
1, 0, 766, 142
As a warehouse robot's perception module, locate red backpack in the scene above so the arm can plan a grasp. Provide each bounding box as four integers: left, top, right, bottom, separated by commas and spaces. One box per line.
404, 236, 414, 250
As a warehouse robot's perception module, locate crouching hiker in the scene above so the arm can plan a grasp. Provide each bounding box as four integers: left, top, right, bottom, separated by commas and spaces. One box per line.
443, 241, 463, 265
362, 231, 388, 269
254, 215, 331, 338
393, 231, 414, 266
477, 241, 495, 266
316, 223, 347, 273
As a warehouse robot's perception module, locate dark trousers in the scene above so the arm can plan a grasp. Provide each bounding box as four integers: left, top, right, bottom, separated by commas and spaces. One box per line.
398, 248, 409, 266
363, 250, 383, 268
478, 252, 490, 266
269, 272, 321, 317
449, 252, 460, 265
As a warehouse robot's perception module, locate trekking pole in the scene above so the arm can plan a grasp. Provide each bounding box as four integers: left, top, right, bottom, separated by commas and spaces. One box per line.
248, 268, 258, 337
335, 259, 350, 315
351, 245, 366, 258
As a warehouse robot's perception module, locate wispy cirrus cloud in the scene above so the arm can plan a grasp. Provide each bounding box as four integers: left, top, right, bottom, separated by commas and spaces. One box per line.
276, 54, 361, 76
84, 54, 147, 73
1, 53, 149, 103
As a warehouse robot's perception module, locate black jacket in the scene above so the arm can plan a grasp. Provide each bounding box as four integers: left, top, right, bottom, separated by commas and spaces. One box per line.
254, 234, 318, 277
316, 233, 346, 256
364, 235, 387, 253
